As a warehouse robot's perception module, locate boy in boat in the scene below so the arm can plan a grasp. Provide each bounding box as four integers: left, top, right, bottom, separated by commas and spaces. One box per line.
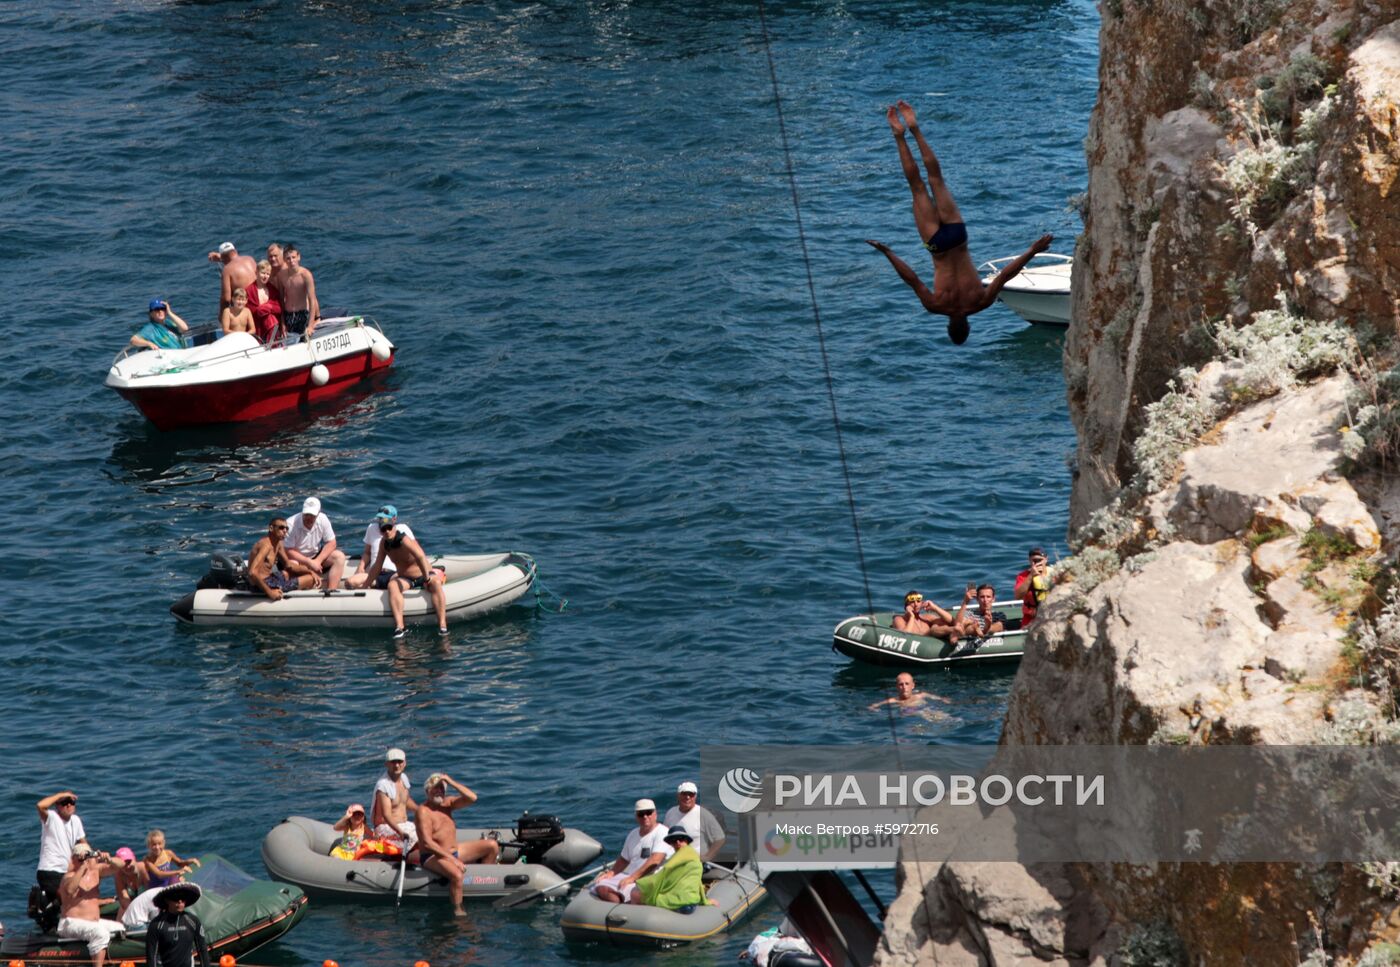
130, 299, 189, 352
279, 243, 320, 340
362, 517, 448, 638
1013, 547, 1052, 627
371, 747, 419, 852
866, 100, 1053, 345
248, 517, 316, 601
220, 286, 256, 337
415, 773, 500, 918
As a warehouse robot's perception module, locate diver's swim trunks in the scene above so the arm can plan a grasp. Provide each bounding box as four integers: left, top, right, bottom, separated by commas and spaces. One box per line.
925, 222, 968, 255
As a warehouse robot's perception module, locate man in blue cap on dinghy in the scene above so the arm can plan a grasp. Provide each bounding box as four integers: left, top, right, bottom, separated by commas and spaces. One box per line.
866, 100, 1053, 345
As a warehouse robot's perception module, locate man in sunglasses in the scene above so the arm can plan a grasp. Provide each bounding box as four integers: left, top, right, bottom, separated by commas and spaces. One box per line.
589, 798, 674, 904
346, 505, 415, 590
891, 590, 959, 637
361, 513, 448, 638
36, 791, 89, 897
248, 517, 316, 601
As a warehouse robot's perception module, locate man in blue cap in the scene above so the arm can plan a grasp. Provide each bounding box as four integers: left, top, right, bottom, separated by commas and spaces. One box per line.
129, 299, 189, 352
346, 504, 416, 590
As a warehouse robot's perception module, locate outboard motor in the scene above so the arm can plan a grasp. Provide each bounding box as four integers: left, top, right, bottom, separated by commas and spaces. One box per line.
514, 813, 567, 865
196, 553, 247, 591
28, 883, 59, 933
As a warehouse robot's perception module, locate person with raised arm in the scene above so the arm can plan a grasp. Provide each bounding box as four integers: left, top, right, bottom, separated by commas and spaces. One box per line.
866, 100, 1052, 345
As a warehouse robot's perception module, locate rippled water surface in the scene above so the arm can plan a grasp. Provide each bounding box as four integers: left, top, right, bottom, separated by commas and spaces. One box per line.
2, 1, 1097, 963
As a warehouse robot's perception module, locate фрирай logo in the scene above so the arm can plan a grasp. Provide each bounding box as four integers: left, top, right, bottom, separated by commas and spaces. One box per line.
717, 767, 763, 814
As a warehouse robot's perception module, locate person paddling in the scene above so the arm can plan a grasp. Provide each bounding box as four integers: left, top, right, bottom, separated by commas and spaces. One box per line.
866, 100, 1053, 344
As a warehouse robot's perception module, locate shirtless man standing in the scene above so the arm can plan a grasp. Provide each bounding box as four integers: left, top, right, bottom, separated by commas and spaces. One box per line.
866, 100, 1053, 345
207, 242, 258, 317
363, 518, 448, 638
248, 518, 316, 601
415, 773, 501, 917
56, 845, 125, 967
280, 243, 320, 340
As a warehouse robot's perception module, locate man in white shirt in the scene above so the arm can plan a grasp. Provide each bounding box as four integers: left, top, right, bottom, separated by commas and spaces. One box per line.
346, 505, 415, 590
662, 781, 726, 861
371, 747, 419, 852
36, 790, 88, 896
284, 496, 347, 590
590, 798, 673, 903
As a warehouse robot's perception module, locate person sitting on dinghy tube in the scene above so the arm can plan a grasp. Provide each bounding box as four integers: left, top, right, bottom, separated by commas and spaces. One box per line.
346, 505, 416, 591
634, 827, 714, 909
372, 747, 420, 853
416, 773, 501, 918
951, 584, 1006, 649
891, 590, 961, 638
248, 517, 316, 601
590, 798, 673, 904
130, 299, 189, 352
284, 496, 347, 592
362, 517, 448, 639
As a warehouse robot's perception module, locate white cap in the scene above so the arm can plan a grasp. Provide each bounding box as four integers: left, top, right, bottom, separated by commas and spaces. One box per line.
385, 747, 405, 762
302, 497, 321, 516
634, 798, 656, 812
677, 781, 698, 794
218, 241, 236, 254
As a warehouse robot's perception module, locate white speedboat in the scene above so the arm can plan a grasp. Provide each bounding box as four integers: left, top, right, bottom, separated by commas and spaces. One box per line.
171, 552, 536, 627
980, 253, 1072, 326
106, 316, 395, 429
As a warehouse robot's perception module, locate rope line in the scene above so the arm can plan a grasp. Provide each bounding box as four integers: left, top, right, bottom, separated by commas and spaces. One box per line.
753, 1, 875, 624
753, 0, 939, 945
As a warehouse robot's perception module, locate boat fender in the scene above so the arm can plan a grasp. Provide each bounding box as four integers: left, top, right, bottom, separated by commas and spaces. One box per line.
310, 363, 330, 386
371, 339, 392, 362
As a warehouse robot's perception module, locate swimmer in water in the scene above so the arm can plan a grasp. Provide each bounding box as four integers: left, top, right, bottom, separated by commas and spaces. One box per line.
866, 100, 1053, 345
868, 672, 948, 711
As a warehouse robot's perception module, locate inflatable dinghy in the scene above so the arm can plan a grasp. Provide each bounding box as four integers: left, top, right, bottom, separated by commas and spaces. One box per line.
832, 599, 1027, 669
3, 855, 306, 964
172, 552, 536, 627
560, 863, 767, 947
262, 814, 602, 900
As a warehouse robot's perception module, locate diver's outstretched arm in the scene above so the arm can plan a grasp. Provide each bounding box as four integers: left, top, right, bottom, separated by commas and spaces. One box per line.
866, 240, 940, 313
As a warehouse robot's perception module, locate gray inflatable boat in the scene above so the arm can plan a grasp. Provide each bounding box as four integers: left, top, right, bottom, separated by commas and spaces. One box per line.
262, 815, 601, 900
560, 862, 767, 947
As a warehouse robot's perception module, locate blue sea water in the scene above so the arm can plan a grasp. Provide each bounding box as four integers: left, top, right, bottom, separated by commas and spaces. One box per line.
0, 1, 1098, 964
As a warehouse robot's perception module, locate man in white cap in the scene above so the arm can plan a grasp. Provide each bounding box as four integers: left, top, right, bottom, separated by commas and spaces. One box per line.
35, 790, 89, 897
589, 798, 674, 903
206, 241, 256, 317
371, 747, 418, 852
284, 496, 346, 591
663, 781, 727, 861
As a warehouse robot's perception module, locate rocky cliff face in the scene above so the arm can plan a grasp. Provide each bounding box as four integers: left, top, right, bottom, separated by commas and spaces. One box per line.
877, 1, 1400, 964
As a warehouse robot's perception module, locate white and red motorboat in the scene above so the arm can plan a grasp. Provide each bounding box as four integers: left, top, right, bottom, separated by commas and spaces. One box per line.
980, 252, 1073, 326
106, 315, 395, 430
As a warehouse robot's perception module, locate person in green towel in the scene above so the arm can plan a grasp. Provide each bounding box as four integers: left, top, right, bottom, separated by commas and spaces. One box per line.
635, 827, 715, 909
